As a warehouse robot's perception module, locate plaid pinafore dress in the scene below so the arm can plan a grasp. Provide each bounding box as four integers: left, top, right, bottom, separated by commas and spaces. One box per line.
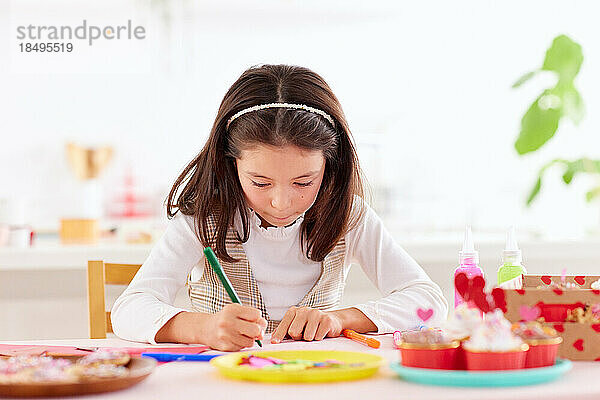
187, 213, 347, 333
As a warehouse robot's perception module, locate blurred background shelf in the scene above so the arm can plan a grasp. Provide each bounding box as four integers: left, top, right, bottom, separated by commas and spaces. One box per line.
0, 242, 152, 270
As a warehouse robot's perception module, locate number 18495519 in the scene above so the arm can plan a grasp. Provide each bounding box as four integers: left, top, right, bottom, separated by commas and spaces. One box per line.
19, 42, 73, 52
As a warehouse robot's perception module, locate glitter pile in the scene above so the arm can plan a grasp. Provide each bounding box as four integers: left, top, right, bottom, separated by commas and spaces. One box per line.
238, 355, 365, 371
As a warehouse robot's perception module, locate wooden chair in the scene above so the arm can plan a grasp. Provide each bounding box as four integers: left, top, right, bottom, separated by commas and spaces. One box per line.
87, 260, 142, 339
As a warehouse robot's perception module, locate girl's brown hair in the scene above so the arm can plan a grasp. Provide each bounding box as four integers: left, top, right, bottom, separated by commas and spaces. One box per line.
166, 64, 367, 263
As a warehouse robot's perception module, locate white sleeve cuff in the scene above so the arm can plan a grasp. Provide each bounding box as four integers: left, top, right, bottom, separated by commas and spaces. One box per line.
351, 302, 395, 334
147, 306, 189, 345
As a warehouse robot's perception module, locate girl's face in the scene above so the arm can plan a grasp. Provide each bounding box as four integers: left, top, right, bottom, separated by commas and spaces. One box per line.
236, 144, 325, 228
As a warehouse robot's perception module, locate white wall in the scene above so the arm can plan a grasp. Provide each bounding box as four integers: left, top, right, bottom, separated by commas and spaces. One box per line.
2, 0, 600, 237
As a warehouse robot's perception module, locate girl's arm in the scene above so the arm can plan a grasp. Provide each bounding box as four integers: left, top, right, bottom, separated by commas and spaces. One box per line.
111, 212, 202, 344
112, 212, 267, 349
154, 304, 266, 350
346, 199, 449, 332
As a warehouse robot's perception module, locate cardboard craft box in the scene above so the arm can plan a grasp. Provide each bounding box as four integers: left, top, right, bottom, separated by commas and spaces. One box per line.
503, 275, 600, 361
523, 274, 600, 289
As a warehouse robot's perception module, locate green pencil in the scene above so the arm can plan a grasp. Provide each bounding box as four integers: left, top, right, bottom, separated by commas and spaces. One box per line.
203, 247, 262, 347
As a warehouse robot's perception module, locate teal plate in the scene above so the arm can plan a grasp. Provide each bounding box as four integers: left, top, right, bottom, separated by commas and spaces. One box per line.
390, 359, 572, 387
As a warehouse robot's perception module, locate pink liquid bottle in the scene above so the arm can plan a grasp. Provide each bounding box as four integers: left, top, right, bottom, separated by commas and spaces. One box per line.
454, 226, 484, 308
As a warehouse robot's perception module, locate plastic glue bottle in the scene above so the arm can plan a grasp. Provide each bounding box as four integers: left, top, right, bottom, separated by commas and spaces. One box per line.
497, 226, 526, 288
454, 226, 484, 308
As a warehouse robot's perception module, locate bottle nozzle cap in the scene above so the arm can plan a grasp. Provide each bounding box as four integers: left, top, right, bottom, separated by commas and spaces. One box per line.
503, 226, 522, 264
505, 226, 519, 251
459, 226, 479, 265
462, 226, 474, 252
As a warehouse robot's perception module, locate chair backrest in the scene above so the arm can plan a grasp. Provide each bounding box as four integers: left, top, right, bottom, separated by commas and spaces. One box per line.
87, 260, 141, 339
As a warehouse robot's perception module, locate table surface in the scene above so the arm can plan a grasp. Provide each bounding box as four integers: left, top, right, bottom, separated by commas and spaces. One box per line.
1, 335, 599, 400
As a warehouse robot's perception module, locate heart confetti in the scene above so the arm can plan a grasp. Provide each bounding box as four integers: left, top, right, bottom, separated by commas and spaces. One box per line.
454, 273, 505, 314
541, 276, 552, 285
416, 308, 434, 322
519, 305, 541, 321
491, 288, 507, 313
454, 273, 471, 302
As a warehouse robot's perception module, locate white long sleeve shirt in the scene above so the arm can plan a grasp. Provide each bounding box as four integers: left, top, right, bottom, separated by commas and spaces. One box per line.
111, 200, 448, 344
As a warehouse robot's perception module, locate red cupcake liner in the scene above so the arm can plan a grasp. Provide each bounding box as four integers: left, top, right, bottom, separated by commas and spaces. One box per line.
524, 337, 562, 368
399, 341, 460, 370
464, 344, 529, 370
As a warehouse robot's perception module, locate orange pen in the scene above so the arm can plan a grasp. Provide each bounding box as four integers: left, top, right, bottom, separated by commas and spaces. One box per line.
342, 329, 381, 349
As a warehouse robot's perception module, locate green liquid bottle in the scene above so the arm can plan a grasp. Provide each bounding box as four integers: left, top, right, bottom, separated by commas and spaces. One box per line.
497, 226, 526, 286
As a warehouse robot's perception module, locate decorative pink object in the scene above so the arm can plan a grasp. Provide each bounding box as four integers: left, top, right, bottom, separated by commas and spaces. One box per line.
248, 356, 275, 368
0, 344, 209, 358
417, 308, 434, 322
519, 305, 541, 321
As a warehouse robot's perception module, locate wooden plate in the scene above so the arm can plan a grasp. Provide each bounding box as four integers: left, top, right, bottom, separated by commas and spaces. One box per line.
0, 356, 156, 398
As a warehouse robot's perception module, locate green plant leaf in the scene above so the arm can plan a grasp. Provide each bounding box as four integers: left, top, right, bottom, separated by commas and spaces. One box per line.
562, 167, 574, 184
526, 176, 542, 206
586, 187, 600, 202
542, 35, 583, 81
561, 84, 584, 125
515, 90, 561, 155
512, 71, 537, 88
526, 159, 565, 205
561, 159, 582, 184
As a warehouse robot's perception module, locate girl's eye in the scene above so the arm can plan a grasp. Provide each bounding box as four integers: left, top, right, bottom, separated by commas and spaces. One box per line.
250, 180, 313, 188
251, 181, 270, 188
295, 181, 313, 187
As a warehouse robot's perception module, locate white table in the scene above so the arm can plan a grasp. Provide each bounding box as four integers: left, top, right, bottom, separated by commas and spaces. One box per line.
2, 335, 599, 400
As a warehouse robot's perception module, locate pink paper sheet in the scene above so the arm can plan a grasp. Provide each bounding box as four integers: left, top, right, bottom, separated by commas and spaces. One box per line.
0, 344, 209, 357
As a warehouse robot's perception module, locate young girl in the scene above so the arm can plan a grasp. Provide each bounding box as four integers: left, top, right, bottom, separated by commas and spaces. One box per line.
111, 64, 448, 351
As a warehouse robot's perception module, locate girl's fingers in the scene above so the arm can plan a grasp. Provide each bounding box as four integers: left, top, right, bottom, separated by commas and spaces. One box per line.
271, 307, 297, 343
235, 305, 264, 323
287, 309, 309, 340
230, 333, 255, 350
302, 311, 321, 341
258, 317, 268, 330
236, 318, 264, 339
314, 321, 330, 341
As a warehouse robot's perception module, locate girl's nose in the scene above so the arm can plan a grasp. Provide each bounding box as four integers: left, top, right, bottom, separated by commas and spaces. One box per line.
271, 187, 292, 211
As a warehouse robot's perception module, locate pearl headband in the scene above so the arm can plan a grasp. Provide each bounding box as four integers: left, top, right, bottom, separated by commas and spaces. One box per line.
226, 102, 335, 130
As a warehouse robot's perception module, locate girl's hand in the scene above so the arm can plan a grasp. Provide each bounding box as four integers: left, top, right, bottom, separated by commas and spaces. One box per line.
270, 306, 343, 344
205, 304, 267, 351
